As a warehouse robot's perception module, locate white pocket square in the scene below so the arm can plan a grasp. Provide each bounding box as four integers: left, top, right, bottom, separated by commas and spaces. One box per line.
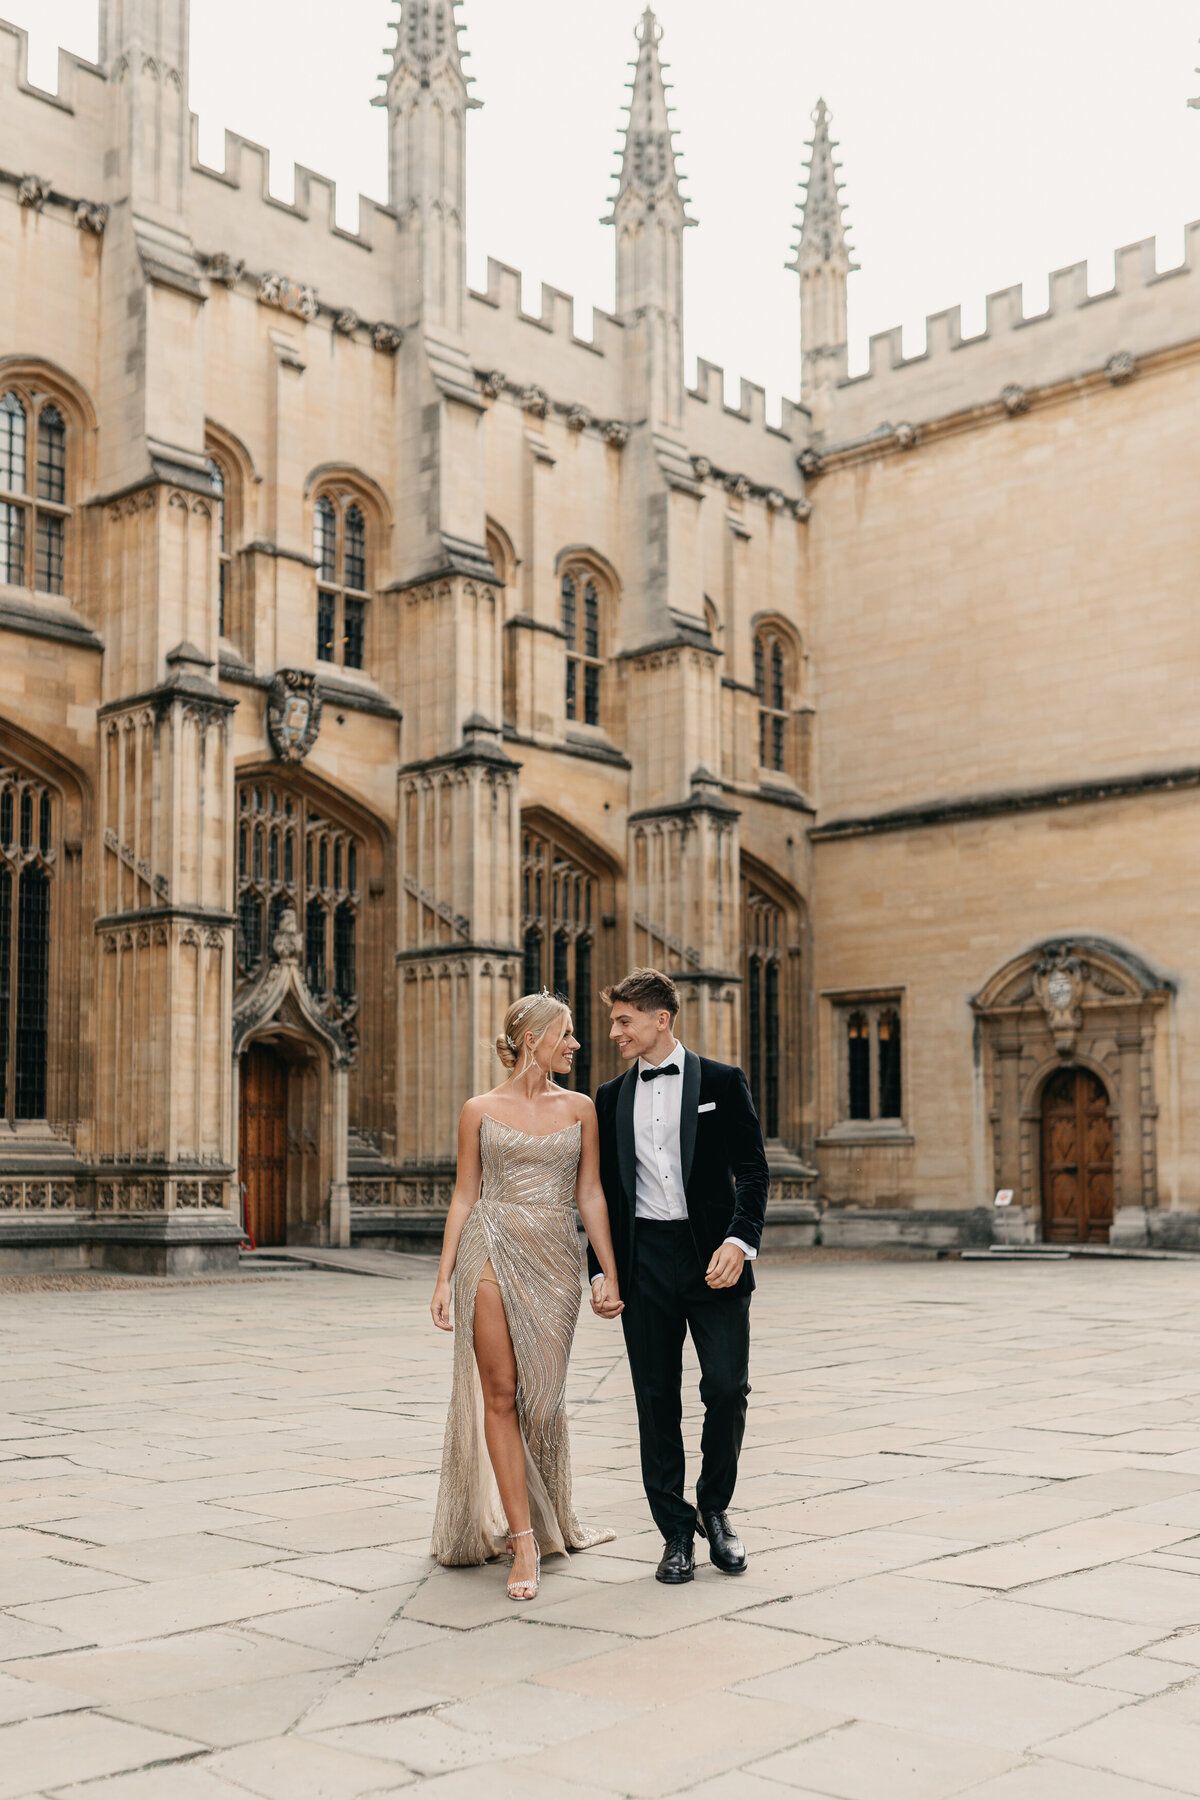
697, 1102, 716, 1113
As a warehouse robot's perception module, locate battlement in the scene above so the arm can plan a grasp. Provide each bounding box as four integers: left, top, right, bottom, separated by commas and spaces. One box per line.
190, 123, 394, 252
465, 257, 626, 417
0, 18, 105, 116
828, 222, 1200, 445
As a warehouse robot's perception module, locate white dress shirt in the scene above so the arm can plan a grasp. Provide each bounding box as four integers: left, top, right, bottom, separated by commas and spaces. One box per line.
592, 1041, 756, 1282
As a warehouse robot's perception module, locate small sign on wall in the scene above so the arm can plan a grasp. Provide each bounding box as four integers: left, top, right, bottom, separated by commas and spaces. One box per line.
994, 1189, 1014, 1207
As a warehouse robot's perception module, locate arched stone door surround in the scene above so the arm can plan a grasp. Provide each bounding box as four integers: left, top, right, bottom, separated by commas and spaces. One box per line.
232, 908, 354, 1247
972, 938, 1171, 1245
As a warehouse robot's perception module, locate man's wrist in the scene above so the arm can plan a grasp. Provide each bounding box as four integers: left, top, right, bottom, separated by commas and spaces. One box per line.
724, 1236, 757, 1261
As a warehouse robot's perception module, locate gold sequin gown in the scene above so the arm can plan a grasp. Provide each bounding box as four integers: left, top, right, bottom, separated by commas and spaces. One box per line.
431, 1114, 615, 1567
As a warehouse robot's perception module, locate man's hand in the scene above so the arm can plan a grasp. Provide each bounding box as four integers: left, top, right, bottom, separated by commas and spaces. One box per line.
590, 1275, 625, 1319
705, 1242, 745, 1290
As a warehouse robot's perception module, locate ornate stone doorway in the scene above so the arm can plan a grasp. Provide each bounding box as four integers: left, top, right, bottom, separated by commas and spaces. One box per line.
239, 1044, 289, 1245
1040, 1067, 1114, 1244
972, 938, 1170, 1245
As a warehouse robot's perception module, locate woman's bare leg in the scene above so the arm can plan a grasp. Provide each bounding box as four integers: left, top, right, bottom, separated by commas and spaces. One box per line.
473, 1266, 536, 1586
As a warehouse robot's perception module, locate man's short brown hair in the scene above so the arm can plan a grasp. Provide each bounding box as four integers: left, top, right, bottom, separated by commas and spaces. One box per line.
601, 967, 680, 1020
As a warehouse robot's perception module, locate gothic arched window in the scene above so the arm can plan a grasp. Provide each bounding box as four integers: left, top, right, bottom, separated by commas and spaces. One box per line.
206, 455, 229, 637
837, 997, 904, 1124
0, 385, 74, 597
744, 885, 784, 1138
560, 564, 607, 728
236, 782, 362, 1023
521, 818, 615, 1094
754, 625, 793, 774
312, 489, 371, 671
0, 763, 56, 1121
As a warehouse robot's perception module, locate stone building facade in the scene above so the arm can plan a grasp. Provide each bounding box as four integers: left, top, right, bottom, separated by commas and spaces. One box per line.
0, 0, 1196, 1268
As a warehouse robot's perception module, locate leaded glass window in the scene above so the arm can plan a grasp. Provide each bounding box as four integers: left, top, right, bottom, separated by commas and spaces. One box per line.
0, 762, 56, 1122
521, 824, 600, 1094
235, 782, 362, 1024
0, 388, 71, 597
839, 999, 903, 1124
313, 491, 371, 670
743, 886, 784, 1138
561, 567, 605, 728
754, 626, 792, 774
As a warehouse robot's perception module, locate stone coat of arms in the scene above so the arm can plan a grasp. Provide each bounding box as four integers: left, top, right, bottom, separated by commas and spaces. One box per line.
267, 670, 322, 763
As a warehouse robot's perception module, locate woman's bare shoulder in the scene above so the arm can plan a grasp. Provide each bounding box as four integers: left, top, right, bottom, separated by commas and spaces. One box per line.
564, 1091, 597, 1123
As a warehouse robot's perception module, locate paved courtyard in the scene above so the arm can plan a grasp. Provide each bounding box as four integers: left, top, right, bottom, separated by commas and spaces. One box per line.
4, 1258, 1200, 1796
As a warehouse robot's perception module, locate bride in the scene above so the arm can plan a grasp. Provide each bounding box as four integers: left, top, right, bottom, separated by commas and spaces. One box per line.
430, 990, 624, 1600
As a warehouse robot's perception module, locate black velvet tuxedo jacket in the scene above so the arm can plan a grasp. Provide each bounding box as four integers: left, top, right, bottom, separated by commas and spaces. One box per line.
588, 1052, 770, 1300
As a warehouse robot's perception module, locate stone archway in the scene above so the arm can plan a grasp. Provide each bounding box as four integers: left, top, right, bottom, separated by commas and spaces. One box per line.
232, 908, 354, 1248
972, 938, 1171, 1245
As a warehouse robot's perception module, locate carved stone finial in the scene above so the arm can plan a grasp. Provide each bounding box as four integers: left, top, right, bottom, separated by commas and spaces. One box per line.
1105, 350, 1136, 386
371, 321, 403, 354
271, 906, 303, 965
75, 200, 109, 235
1034, 945, 1086, 1056
1001, 383, 1028, 415
18, 175, 52, 211
207, 252, 244, 288
267, 670, 323, 763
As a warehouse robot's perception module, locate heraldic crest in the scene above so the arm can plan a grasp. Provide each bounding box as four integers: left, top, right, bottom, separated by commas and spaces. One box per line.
267, 669, 323, 763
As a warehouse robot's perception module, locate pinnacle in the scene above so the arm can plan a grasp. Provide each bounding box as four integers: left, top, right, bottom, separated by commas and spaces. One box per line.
790, 96, 855, 271
383, 0, 475, 95
609, 5, 694, 219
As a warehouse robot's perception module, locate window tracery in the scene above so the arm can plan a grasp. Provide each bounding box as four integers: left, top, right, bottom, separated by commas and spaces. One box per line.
312, 491, 370, 671
0, 386, 72, 598
753, 624, 793, 773
0, 762, 56, 1121
837, 998, 903, 1123
521, 822, 604, 1095
236, 782, 361, 1026
560, 565, 606, 727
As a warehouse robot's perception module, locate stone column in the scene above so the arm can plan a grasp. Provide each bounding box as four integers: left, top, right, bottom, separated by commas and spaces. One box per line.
1110, 1023, 1149, 1246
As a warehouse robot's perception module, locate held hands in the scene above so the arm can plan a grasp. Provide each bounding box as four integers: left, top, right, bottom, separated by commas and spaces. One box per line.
705, 1242, 745, 1290
590, 1274, 624, 1320
430, 1279, 453, 1332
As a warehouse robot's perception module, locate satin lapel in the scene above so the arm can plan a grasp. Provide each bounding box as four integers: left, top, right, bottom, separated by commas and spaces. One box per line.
680, 1050, 701, 1191
616, 1065, 638, 1208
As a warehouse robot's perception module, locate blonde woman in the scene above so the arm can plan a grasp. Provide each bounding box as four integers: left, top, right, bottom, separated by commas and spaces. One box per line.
430, 991, 624, 1599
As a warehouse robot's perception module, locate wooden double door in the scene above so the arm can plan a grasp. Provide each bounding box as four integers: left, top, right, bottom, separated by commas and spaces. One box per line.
1041, 1067, 1114, 1244
239, 1044, 288, 1245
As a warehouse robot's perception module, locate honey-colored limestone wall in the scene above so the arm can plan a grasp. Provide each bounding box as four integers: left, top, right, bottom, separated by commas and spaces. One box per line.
810, 354, 1200, 821
812, 791, 1200, 1210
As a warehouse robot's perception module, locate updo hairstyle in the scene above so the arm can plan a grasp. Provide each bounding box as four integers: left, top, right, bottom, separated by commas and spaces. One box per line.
495, 990, 568, 1071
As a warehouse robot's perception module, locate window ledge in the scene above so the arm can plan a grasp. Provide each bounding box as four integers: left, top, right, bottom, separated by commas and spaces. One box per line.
0, 588, 102, 651
818, 1124, 914, 1147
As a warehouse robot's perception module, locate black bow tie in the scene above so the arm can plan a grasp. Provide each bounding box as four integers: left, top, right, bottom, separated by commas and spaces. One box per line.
640, 1063, 681, 1081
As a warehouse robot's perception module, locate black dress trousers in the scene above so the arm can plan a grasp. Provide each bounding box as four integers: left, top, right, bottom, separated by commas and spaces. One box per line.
621, 1219, 751, 1539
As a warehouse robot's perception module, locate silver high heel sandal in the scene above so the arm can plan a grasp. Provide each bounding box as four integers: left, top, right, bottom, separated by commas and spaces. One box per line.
506, 1528, 540, 1601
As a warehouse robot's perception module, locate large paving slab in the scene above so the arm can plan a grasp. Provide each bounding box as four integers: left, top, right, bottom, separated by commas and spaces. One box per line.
4, 1258, 1200, 1793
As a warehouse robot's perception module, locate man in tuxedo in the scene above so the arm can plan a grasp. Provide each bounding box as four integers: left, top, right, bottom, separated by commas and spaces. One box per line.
588, 967, 769, 1584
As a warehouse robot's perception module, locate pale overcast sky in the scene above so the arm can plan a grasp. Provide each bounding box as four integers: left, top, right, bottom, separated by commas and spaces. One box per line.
14, 1, 1200, 417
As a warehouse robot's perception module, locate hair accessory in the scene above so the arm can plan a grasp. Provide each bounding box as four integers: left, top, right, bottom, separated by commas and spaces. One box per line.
506, 987, 553, 1050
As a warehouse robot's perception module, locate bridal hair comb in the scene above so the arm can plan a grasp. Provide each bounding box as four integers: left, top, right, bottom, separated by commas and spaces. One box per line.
506, 987, 553, 1050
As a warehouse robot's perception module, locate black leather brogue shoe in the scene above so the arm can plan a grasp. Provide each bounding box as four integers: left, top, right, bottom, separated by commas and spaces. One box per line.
696, 1508, 747, 1573
655, 1532, 696, 1584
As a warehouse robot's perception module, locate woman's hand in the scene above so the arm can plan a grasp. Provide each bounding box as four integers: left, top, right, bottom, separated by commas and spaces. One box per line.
431, 1279, 453, 1331
590, 1274, 624, 1320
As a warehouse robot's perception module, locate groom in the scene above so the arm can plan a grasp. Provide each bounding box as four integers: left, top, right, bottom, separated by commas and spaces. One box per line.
588, 968, 769, 1584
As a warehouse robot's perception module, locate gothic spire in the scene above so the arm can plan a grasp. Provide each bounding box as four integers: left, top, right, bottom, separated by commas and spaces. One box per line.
790, 98, 853, 272
789, 99, 857, 410
609, 7, 693, 220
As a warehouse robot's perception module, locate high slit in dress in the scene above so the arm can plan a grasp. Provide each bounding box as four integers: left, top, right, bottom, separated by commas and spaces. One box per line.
430, 1113, 615, 1566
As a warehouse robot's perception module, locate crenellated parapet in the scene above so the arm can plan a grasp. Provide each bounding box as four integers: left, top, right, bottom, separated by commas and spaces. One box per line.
823, 224, 1200, 450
